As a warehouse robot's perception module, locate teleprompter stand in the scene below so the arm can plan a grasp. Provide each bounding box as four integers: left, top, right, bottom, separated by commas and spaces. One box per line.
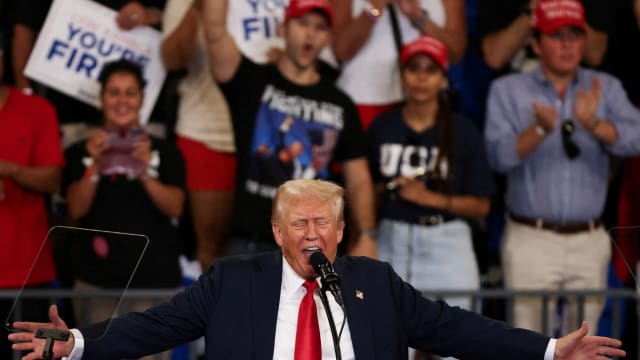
35, 328, 70, 360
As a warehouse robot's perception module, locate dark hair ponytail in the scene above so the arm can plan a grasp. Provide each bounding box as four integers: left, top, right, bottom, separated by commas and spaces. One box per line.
433, 88, 455, 193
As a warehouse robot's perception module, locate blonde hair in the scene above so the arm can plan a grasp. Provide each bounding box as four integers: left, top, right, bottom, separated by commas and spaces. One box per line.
271, 179, 344, 225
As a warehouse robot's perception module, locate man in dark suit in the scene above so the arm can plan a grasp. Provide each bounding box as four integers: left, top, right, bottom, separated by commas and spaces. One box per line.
9, 179, 626, 359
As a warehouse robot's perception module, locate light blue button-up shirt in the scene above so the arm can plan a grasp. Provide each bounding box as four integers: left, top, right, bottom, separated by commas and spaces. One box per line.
485, 66, 640, 223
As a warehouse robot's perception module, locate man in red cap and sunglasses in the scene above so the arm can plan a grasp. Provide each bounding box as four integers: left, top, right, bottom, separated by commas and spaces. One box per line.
486, 0, 640, 336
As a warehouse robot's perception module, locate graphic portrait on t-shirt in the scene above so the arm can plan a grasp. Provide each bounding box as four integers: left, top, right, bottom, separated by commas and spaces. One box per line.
247, 84, 341, 198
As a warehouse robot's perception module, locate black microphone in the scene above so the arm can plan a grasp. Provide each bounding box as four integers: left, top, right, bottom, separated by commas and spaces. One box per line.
310, 252, 344, 307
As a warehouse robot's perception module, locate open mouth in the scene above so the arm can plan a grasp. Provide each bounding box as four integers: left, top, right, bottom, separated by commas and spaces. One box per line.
302, 246, 321, 258
302, 43, 314, 56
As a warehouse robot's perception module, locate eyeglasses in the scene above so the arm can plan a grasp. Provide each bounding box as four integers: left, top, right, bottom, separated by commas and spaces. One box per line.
561, 120, 580, 160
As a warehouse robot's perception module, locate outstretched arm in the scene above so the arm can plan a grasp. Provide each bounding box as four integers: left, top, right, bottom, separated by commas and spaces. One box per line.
554, 321, 626, 359
331, 0, 390, 62
583, 24, 608, 68
481, 12, 531, 70
200, 0, 242, 83
396, 0, 467, 63
161, 0, 200, 71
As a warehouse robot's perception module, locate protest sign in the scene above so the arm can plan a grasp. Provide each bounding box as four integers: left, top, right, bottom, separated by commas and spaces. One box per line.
25, 0, 166, 124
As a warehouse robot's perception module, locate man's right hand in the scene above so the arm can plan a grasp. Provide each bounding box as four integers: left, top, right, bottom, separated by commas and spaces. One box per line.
533, 101, 557, 133
8, 305, 74, 359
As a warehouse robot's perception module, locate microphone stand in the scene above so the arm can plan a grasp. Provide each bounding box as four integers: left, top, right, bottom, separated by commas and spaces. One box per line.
317, 288, 342, 360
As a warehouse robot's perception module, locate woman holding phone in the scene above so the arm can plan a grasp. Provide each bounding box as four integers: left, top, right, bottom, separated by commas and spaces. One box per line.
64, 60, 185, 345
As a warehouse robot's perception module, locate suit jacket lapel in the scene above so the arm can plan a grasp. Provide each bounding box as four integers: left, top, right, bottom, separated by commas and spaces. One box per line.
334, 258, 375, 359
251, 252, 283, 360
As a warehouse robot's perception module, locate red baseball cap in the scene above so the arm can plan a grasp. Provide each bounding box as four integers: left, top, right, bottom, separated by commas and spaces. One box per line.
400, 36, 448, 71
532, 0, 586, 34
284, 0, 334, 26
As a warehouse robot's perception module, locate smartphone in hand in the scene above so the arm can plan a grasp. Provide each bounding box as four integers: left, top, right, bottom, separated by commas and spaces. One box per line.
99, 127, 146, 178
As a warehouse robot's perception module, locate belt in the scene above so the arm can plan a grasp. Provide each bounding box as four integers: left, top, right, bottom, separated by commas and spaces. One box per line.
509, 213, 601, 234
413, 214, 455, 226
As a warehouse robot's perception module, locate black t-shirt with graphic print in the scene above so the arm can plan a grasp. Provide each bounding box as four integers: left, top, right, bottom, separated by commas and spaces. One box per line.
220, 57, 365, 244
367, 108, 494, 223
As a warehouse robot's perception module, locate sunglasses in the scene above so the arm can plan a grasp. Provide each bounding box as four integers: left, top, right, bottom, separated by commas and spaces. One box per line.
401, 133, 420, 167
561, 120, 580, 160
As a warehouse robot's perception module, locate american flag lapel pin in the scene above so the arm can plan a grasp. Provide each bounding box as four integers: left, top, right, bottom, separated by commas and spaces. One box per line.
355, 289, 364, 300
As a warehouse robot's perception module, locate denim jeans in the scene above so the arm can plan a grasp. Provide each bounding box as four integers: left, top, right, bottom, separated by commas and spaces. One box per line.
378, 218, 480, 360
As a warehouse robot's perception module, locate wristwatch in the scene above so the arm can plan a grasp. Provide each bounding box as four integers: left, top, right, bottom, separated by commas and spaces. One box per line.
534, 122, 548, 137
364, 1, 382, 22
146, 150, 161, 179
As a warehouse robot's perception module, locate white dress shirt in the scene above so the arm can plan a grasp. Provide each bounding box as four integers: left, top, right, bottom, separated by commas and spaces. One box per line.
273, 257, 356, 359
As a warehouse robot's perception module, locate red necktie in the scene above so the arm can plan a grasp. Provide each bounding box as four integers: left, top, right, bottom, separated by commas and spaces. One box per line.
294, 280, 321, 360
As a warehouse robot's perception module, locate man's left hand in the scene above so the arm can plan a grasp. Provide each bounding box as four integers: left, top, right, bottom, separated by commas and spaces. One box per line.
574, 77, 601, 129
555, 321, 626, 359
